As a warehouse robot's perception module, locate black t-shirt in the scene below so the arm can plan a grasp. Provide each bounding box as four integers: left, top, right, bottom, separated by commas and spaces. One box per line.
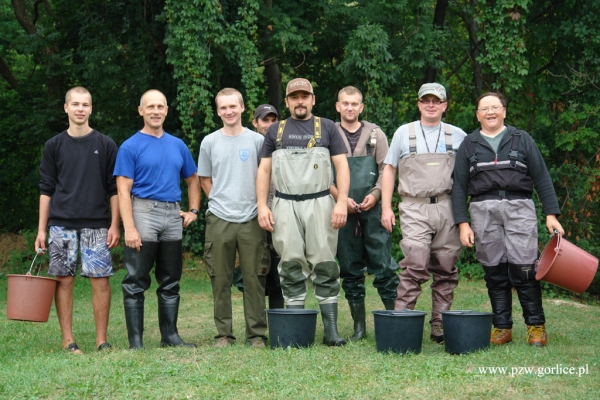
261, 115, 347, 158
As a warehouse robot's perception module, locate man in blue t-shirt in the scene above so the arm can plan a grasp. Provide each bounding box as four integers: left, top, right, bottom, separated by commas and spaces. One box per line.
114, 89, 200, 349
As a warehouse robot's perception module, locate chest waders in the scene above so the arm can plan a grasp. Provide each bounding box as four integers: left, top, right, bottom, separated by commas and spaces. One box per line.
336, 130, 399, 340
394, 123, 461, 334
270, 117, 346, 346
463, 133, 545, 333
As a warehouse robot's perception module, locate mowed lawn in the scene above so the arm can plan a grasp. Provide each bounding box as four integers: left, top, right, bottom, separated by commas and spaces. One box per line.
0, 267, 598, 399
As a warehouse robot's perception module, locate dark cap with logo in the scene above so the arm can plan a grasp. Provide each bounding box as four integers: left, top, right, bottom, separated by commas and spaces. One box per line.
286, 78, 314, 96
254, 104, 279, 120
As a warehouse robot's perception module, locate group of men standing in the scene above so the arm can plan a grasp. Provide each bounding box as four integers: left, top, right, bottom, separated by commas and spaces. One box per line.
35, 77, 559, 352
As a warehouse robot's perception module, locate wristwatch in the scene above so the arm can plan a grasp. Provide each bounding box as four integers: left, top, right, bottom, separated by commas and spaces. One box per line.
190, 209, 199, 215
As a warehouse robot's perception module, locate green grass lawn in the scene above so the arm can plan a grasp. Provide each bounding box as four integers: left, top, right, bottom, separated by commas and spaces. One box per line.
0, 268, 598, 399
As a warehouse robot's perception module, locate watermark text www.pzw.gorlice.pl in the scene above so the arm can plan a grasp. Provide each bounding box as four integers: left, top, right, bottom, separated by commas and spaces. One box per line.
477, 364, 590, 378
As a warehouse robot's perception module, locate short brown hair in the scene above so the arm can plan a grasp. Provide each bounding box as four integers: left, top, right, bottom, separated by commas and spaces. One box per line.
338, 86, 363, 102
216, 88, 244, 106
65, 86, 92, 104
476, 92, 507, 109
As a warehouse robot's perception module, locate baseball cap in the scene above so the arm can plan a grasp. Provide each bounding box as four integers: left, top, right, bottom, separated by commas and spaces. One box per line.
254, 104, 279, 120
286, 78, 314, 96
418, 83, 447, 100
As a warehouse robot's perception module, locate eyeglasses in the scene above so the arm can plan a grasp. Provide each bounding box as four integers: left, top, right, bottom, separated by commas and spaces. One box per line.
477, 105, 504, 113
419, 99, 445, 105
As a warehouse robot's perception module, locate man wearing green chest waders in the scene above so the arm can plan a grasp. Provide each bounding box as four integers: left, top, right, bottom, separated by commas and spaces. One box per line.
330, 86, 399, 341
256, 78, 351, 346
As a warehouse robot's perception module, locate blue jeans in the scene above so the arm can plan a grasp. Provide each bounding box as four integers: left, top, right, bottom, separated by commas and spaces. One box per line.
132, 197, 183, 241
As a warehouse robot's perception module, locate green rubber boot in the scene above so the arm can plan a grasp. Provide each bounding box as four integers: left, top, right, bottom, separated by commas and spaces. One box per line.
348, 299, 366, 341
320, 303, 347, 347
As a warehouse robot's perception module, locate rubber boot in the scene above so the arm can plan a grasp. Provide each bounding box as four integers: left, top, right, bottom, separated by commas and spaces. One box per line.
155, 240, 196, 348
348, 299, 366, 341
158, 301, 196, 348
286, 304, 304, 309
124, 306, 144, 350
483, 263, 513, 329
382, 299, 395, 310
122, 241, 159, 350
320, 303, 347, 346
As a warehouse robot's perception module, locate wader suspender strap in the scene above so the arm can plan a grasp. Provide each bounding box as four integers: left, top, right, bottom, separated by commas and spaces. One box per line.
464, 136, 478, 172
443, 123, 453, 155
509, 131, 521, 168
408, 123, 452, 155
408, 123, 417, 157
276, 117, 321, 149
366, 129, 376, 156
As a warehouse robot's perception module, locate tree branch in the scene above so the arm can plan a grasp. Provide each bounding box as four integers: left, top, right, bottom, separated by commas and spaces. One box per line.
0, 57, 19, 90
11, 0, 36, 34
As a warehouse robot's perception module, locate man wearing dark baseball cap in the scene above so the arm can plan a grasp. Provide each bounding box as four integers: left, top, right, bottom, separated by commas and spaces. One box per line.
231, 103, 284, 310
381, 82, 467, 344
256, 77, 351, 346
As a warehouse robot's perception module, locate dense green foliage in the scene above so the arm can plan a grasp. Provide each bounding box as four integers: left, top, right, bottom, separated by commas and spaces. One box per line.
1, 0, 598, 293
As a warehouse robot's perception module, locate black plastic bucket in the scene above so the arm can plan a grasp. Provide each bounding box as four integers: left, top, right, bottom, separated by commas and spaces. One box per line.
372, 310, 427, 354
266, 309, 320, 349
442, 310, 493, 354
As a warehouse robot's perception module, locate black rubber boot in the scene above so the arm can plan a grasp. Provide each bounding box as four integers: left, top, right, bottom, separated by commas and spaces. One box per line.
155, 240, 196, 348
509, 263, 545, 326
158, 301, 196, 348
382, 299, 396, 311
483, 262, 513, 329
348, 299, 366, 341
320, 303, 347, 346
122, 241, 159, 349
124, 306, 144, 350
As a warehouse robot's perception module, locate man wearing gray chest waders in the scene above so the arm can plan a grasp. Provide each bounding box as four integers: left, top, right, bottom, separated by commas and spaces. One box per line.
256, 78, 351, 346
330, 86, 399, 341
381, 83, 467, 343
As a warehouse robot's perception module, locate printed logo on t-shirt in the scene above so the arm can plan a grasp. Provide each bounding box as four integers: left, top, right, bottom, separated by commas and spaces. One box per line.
94, 150, 99, 154
239, 149, 250, 162
437, 142, 447, 153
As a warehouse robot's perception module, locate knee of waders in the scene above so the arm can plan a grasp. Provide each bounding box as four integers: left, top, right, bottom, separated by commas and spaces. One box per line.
508, 263, 536, 285
313, 261, 341, 298
483, 263, 511, 289
279, 260, 307, 298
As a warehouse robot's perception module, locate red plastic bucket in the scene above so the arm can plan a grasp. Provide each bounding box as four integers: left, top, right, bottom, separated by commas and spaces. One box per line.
536, 234, 598, 294
6, 274, 57, 322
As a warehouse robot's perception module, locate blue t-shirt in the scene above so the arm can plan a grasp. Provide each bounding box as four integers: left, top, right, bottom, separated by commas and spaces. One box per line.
114, 131, 197, 202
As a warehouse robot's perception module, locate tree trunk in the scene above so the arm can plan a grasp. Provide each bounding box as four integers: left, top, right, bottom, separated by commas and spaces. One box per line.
423, 0, 449, 84
261, 0, 282, 113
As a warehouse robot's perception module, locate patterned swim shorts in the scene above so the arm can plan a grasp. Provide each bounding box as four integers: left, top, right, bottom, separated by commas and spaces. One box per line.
47, 226, 114, 278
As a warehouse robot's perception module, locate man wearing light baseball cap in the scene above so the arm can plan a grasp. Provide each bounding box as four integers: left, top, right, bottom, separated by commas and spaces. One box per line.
381, 83, 467, 343
232, 104, 284, 310
256, 78, 351, 346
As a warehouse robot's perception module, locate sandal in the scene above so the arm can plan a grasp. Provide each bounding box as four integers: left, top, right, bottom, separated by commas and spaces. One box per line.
97, 342, 112, 351
64, 342, 83, 354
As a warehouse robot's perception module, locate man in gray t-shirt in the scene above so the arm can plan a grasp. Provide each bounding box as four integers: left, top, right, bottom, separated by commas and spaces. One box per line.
197, 88, 270, 349
381, 83, 467, 344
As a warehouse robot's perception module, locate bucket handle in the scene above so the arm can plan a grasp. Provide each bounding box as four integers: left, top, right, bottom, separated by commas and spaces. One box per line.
27, 249, 45, 276
553, 229, 561, 253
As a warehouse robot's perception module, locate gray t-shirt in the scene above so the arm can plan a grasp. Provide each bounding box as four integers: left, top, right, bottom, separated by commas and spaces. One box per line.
197, 128, 264, 223
480, 128, 507, 153
384, 121, 467, 165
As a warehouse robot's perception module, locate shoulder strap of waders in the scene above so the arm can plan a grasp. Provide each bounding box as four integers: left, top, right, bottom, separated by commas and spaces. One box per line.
464, 136, 478, 171
509, 130, 521, 168
408, 123, 417, 157
276, 119, 287, 150
306, 116, 322, 149
443, 123, 453, 155
366, 128, 377, 156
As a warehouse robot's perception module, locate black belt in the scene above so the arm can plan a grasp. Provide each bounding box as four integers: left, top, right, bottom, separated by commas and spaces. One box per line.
471, 190, 531, 202
275, 189, 330, 201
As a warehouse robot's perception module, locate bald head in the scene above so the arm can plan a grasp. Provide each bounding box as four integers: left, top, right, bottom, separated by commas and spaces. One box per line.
65, 86, 92, 105
140, 89, 168, 107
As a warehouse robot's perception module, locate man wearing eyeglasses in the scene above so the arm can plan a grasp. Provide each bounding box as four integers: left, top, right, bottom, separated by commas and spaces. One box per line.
331, 86, 399, 341
381, 83, 467, 344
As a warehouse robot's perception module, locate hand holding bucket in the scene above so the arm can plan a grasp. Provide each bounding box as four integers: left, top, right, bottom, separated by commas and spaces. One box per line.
535, 230, 598, 294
